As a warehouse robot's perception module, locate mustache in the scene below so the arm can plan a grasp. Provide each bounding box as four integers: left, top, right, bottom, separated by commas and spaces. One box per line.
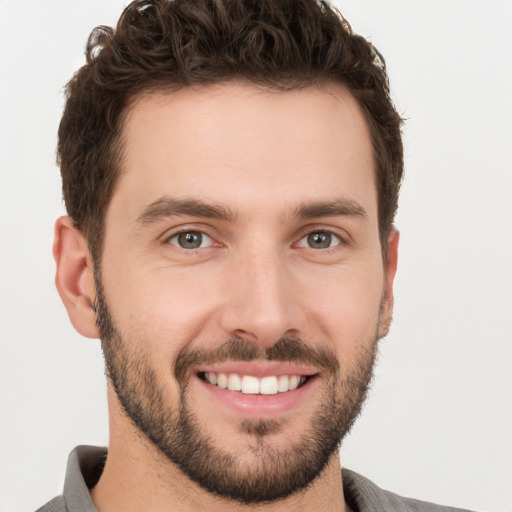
174, 336, 339, 383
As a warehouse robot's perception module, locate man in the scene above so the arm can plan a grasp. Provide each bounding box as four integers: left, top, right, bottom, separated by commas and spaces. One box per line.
37, 0, 473, 510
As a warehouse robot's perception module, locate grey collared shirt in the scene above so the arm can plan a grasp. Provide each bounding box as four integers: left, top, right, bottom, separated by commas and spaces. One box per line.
36, 446, 475, 512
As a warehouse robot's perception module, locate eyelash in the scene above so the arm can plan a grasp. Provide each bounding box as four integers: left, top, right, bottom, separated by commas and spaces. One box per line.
163, 226, 348, 253
296, 231, 343, 250
165, 228, 215, 250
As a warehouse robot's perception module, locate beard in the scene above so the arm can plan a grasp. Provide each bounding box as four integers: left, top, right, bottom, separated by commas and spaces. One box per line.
94, 273, 380, 504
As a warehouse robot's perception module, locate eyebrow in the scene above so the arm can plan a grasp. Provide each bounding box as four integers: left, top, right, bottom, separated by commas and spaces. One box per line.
135, 196, 368, 227
290, 199, 368, 222
135, 197, 238, 225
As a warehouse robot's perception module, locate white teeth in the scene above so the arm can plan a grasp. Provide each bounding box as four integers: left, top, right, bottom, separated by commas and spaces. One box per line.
228, 373, 242, 391
278, 375, 289, 392
203, 372, 306, 394
241, 375, 260, 394
288, 375, 300, 390
260, 376, 279, 395
217, 373, 228, 389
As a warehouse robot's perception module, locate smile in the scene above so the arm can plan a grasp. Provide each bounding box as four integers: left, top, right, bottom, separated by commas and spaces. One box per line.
199, 372, 309, 395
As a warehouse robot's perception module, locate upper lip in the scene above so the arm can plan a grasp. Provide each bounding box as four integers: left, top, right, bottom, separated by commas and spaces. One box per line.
193, 361, 319, 378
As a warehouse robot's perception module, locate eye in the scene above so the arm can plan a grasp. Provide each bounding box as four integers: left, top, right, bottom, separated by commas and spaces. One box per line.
298, 231, 342, 249
168, 231, 213, 249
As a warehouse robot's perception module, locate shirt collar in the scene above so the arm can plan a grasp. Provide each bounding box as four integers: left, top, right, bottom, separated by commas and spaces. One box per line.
63, 445, 405, 512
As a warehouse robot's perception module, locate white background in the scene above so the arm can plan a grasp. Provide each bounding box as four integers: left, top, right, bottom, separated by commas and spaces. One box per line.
1, 1, 511, 511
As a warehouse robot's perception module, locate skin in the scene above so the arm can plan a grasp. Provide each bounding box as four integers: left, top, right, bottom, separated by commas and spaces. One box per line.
54, 82, 399, 512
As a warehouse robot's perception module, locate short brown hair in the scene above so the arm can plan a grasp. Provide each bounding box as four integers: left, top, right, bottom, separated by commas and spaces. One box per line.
58, 0, 403, 260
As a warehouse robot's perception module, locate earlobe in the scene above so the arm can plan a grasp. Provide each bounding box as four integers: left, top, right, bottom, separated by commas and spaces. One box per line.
379, 228, 399, 339
53, 216, 99, 339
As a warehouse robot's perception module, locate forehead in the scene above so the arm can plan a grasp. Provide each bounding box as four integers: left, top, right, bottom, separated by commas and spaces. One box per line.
113, 83, 376, 223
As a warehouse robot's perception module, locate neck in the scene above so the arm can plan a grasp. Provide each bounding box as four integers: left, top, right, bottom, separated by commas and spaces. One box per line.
90, 390, 348, 512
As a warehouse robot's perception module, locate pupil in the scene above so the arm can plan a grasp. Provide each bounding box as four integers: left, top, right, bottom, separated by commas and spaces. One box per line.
179, 232, 201, 248
308, 232, 331, 249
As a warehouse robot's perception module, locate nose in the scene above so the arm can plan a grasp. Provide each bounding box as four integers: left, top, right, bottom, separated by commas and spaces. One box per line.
219, 245, 306, 348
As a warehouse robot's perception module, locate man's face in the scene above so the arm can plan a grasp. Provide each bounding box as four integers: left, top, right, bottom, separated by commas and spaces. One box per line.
96, 83, 396, 502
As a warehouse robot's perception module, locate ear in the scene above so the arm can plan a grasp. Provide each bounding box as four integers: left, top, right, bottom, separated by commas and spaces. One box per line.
378, 228, 399, 339
53, 216, 99, 339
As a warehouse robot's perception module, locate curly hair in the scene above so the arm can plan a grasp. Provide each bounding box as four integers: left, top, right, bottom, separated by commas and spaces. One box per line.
58, 0, 403, 260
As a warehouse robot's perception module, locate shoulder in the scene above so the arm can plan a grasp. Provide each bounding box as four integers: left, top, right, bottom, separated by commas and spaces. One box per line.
32, 445, 106, 512
34, 495, 66, 512
343, 469, 475, 512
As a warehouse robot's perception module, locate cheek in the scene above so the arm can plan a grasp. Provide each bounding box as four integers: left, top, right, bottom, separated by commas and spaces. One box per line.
298, 260, 384, 347
104, 264, 224, 352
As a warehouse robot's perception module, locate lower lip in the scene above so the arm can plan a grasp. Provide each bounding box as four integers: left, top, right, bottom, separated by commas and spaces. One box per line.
194, 374, 319, 418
